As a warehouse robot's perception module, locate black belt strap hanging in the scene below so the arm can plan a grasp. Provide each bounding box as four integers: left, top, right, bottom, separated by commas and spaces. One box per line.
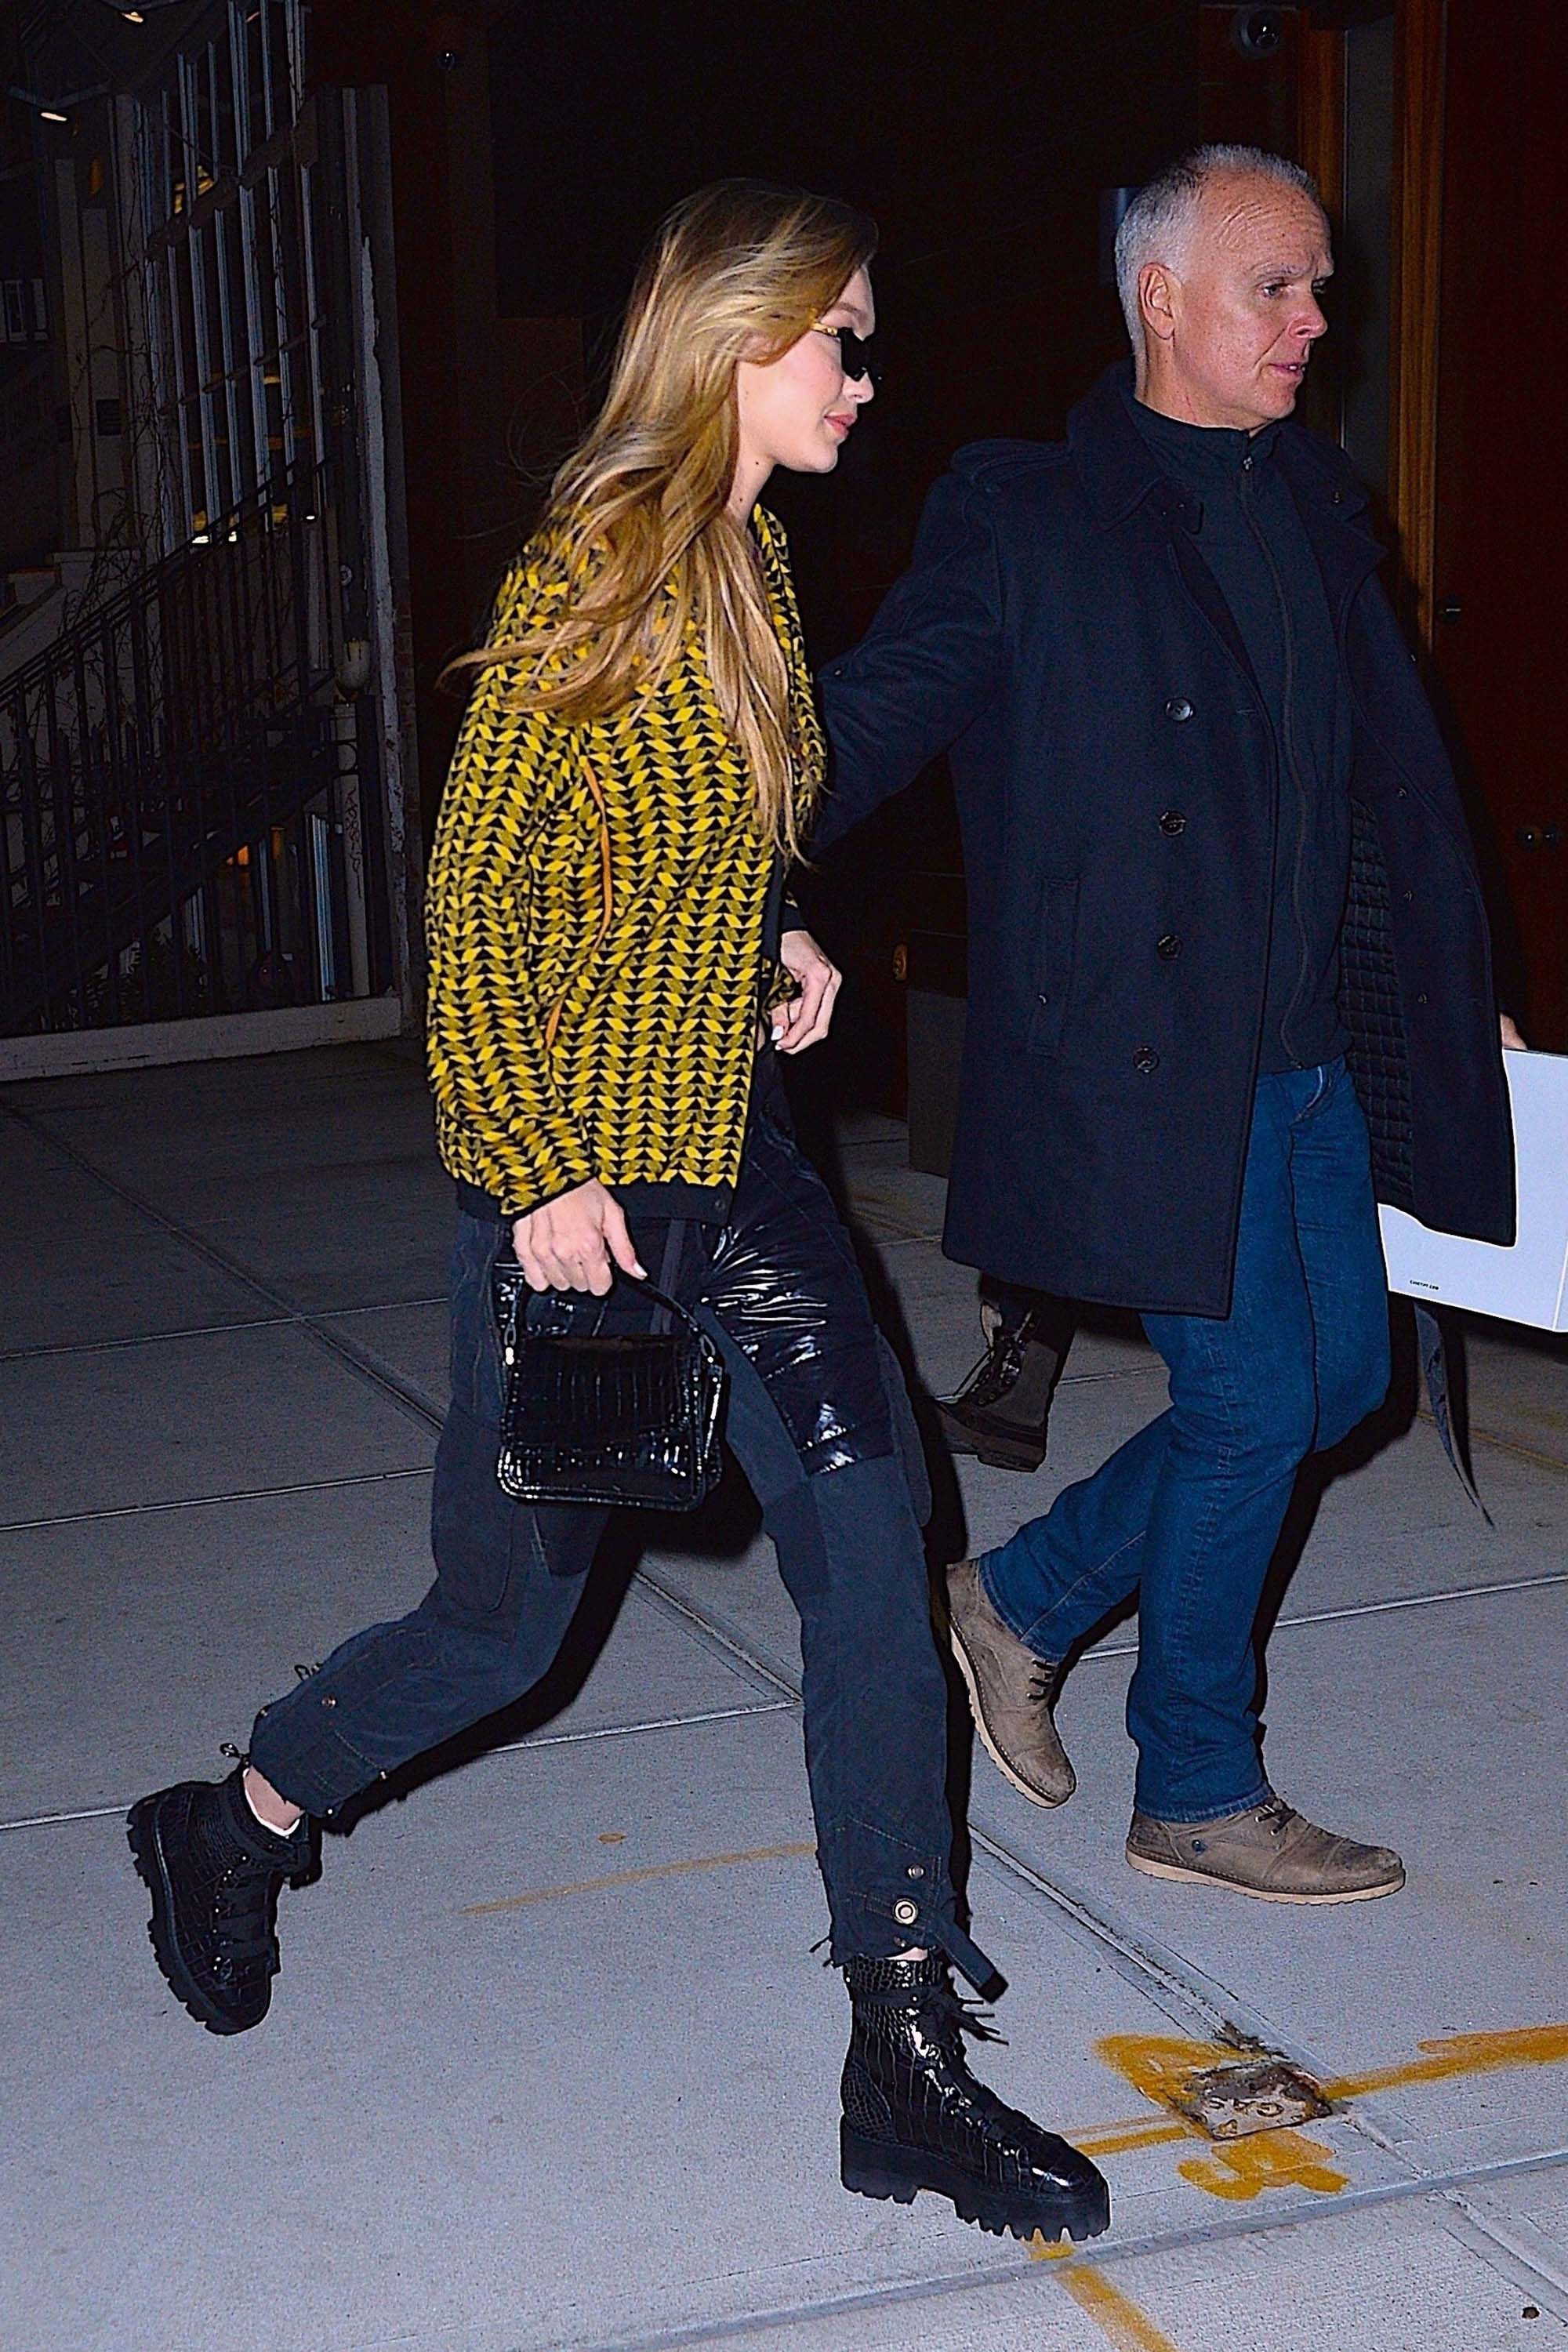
650, 1219, 688, 1336
1414, 1304, 1491, 1525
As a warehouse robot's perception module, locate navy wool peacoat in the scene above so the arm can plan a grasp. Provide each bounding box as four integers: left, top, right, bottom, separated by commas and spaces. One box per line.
815, 364, 1515, 1318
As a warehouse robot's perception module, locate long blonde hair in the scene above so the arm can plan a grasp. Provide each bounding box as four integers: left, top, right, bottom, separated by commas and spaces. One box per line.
461, 180, 876, 858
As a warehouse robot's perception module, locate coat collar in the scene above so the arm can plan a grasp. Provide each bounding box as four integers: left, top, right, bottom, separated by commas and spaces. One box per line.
1067, 361, 1386, 626
1068, 360, 1377, 536
1067, 363, 1171, 530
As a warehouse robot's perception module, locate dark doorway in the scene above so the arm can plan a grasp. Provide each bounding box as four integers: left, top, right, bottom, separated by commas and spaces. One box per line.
1428, 2, 1568, 1049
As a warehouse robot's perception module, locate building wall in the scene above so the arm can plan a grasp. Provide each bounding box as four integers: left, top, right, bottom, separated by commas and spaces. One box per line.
307, 0, 586, 854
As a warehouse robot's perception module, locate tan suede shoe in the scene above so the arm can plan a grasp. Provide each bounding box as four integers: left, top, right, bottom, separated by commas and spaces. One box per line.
944, 1558, 1075, 1807
1126, 1795, 1405, 1904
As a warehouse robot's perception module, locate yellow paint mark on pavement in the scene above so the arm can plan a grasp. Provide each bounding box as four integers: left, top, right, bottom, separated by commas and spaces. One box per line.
1095, 2031, 1348, 2198
1074, 2118, 1192, 2159
1020, 2025, 1568, 2352
1178, 2131, 1348, 2201
1024, 2025, 1568, 2347
1324, 2024, 1568, 2101
1056, 2264, 1187, 2352
1087, 2023, 1568, 2206
1098, 2032, 1238, 2106
463, 1841, 816, 1915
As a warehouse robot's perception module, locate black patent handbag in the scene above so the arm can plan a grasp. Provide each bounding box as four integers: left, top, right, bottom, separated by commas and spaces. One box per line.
491, 1265, 726, 1511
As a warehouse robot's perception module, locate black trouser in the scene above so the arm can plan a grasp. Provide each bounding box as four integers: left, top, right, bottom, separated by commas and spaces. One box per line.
249, 1073, 994, 1983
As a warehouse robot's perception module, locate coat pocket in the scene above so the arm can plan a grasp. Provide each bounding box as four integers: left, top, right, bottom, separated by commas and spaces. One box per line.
1026, 874, 1080, 1054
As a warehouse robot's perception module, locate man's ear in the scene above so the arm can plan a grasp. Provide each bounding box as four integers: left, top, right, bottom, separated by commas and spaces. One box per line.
1139, 261, 1178, 347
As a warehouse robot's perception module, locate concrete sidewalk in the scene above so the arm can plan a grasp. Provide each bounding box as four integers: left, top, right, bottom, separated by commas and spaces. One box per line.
3, 1041, 1566, 2352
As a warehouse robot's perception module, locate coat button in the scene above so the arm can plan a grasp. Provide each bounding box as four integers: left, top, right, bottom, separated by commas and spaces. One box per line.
893, 1899, 920, 1926
1157, 933, 1182, 960
1133, 1046, 1160, 1073
1164, 695, 1195, 723
1159, 808, 1187, 835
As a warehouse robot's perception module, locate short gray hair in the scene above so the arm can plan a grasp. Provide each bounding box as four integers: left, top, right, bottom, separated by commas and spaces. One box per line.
1113, 145, 1323, 346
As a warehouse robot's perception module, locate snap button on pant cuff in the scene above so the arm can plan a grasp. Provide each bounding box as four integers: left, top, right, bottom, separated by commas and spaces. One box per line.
248, 1714, 375, 1818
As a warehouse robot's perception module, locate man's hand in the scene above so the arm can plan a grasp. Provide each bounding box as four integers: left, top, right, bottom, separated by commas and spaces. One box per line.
774, 928, 843, 1054
1501, 1013, 1528, 1052
511, 1181, 647, 1294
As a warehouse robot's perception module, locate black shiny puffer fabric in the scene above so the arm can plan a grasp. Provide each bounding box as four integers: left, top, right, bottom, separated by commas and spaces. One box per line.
484, 1061, 915, 1514
694, 1086, 900, 1480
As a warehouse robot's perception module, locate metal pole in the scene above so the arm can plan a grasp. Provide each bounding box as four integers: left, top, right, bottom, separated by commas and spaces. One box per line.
332, 641, 371, 999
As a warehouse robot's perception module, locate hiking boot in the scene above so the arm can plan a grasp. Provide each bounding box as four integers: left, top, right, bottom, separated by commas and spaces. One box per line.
944, 1557, 1075, 1807
1126, 1795, 1405, 1904
936, 1301, 1069, 1472
128, 1766, 314, 2033
840, 1953, 1109, 2243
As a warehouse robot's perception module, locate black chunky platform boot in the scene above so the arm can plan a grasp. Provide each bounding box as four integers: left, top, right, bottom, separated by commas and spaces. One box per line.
840, 1953, 1110, 2242
128, 1765, 314, 2034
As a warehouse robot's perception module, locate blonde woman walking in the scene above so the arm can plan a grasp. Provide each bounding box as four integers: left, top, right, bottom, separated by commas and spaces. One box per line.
128, 182, 1108, 2246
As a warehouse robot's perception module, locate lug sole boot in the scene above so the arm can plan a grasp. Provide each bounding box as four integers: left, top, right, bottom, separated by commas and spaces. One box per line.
841, 1954, 1110, 2243
936, 1306, 1068, 1472
128, 1766, 314, 2034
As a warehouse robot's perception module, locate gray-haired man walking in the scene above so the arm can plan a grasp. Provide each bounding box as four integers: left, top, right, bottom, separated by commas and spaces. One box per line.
815, 146, 1519, 1901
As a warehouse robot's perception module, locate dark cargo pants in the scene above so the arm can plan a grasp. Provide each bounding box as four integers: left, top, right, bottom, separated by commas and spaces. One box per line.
249, 1078, 993, 1981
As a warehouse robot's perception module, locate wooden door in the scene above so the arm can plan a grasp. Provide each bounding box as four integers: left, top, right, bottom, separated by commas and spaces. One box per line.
1428, 0, 1568, 1047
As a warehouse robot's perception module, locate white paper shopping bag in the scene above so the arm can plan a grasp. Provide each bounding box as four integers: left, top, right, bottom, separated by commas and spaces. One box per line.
1379, 1048, 1568, 1332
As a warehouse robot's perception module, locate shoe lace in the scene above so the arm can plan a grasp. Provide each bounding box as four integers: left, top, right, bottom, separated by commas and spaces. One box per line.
954, 1994, 1007, 2048
918, 1981, 1007, 2049
945, 1332, 1026, 1412
209, 1859, 279, 1972
1026, 1661, 1058, 1709
1255, 1796, 1298, 1839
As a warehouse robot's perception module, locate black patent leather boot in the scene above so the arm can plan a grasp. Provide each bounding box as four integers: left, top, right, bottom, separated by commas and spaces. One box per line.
128, 1765, 314, 2034
840, 1954, 1110, 2242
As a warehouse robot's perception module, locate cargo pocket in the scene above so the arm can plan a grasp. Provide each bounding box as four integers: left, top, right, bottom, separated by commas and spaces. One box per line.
1027, 874, 1080, 1055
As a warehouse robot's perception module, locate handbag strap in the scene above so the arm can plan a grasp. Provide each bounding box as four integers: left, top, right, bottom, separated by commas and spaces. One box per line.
495, 1257, 717, 1359
618, 1272, 717, 1355
650, 1219, 687, 1337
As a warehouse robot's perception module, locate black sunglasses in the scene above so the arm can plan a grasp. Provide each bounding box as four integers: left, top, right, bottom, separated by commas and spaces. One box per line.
814, 321, 880, 386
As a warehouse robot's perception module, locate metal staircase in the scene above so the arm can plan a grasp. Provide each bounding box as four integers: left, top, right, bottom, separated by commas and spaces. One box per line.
0, 470, 381, 1037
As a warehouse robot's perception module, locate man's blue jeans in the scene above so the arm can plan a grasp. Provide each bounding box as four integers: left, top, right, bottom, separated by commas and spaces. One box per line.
978, 1060, 1392, 1824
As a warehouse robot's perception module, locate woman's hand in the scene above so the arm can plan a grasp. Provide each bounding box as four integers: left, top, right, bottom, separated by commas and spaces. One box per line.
774, 928, 843, 1054
511, 1181, 647, 1294
1501, 1013, 1528, 1051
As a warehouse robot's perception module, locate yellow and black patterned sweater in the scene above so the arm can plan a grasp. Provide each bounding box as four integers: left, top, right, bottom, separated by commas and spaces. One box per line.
426, 506, 823, 1221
